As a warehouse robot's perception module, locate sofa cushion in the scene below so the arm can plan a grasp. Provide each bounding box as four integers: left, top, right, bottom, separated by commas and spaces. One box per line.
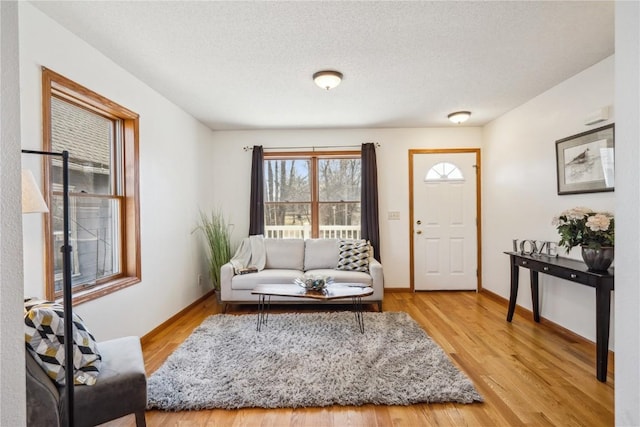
231, 269, 302, 290
304, 239, 340, 271
24, 298, 101, 386
265, 239, 305, 270
336, 239, 370, 272
306, 268, 373, 286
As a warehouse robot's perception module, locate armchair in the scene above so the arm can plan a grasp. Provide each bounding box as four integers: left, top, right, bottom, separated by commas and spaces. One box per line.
26, 336, 147, 427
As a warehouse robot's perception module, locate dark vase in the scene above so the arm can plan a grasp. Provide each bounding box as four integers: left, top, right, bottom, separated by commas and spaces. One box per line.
581, 246, 614, 272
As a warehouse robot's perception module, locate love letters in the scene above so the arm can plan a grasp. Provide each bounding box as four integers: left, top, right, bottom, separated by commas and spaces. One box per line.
512, 239, 558, 257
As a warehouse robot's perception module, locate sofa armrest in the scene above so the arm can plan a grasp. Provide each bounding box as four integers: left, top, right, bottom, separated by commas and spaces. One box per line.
26, 349, 62, 427
220, 262, 235, 300
369, 258, 384, 296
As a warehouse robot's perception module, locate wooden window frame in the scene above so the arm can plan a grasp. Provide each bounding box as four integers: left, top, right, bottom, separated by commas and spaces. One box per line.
264, 151, 360, 238
42, 67, 141, 305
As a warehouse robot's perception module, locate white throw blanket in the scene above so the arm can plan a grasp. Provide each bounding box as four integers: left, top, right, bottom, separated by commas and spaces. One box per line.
229, 234, 266, 274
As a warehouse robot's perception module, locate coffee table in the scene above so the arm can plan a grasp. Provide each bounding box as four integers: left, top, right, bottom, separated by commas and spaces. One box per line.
251, 284, 374, 333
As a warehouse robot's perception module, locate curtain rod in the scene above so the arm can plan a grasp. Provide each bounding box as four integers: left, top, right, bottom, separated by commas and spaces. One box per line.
243, 142, 380, 152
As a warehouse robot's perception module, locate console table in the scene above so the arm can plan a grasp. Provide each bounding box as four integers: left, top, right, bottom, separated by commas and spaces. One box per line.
504, 251, 614, 382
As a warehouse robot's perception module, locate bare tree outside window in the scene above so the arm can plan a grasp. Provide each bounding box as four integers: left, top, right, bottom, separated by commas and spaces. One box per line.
318, 158, 361, 236
264, 153, 361, 239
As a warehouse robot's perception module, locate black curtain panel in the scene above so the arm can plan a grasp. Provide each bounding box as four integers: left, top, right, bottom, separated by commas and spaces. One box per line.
249, 145, 264, 236
361, 143, 380, 261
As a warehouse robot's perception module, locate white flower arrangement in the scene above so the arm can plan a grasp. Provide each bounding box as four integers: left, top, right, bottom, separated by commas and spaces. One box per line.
552, 207, 615, 252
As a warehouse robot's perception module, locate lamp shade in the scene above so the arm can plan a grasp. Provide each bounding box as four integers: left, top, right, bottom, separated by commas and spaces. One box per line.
22, 169, 49, 213
448, 111, 471, 124
313, 70, 343, 90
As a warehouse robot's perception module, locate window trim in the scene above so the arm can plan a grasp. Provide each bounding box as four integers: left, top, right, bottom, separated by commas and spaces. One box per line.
264, 150, 361, 238
42, 67, 141, 305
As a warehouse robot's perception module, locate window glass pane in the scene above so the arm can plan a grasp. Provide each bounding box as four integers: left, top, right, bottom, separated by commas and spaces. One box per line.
52, 194, 121, 293
44, 68, 140, 303
263, 155, 362, 239
425, 162, 465, 181
318, 203, 361, 239
264, 159, 310, 202
51, 97, 113, 194
318, 159, 361, 201
265, 203, 311, 239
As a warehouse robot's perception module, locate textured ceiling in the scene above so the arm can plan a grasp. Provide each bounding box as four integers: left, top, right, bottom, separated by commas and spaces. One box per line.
31, 1, 614, 130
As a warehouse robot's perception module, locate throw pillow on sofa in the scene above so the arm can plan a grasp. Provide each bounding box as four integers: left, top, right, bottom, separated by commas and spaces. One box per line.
336, 239, 370, 272
24, 298, 102, 386
264, 238, 305, 270
304, 238, 340, 271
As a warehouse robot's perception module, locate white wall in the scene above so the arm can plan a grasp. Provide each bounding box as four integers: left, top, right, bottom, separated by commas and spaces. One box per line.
482, 56, 615, 348
615, 1, 640, 424
6, 2, 637, 424
0, 2, 27, 425
206, 127, 482, 288
19, 3, 214, 340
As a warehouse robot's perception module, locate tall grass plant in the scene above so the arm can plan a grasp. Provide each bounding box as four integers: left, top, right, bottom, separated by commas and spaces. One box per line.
195, 209, 232, 291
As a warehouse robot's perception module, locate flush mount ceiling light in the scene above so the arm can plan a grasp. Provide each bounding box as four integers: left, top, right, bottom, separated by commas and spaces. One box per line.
313, 70, 343, 90
448, 111, 471, 124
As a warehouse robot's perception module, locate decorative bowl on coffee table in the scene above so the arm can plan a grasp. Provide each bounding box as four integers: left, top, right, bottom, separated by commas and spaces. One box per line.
294, 275, 334, 292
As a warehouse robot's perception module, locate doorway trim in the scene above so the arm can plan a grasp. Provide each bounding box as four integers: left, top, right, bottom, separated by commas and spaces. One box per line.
408, 148, 482, 292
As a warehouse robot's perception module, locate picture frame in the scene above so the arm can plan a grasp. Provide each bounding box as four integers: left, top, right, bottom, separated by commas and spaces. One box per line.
555, 123, 615, 195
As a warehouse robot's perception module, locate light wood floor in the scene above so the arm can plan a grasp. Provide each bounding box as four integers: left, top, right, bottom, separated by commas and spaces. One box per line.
105, 291, 614, 427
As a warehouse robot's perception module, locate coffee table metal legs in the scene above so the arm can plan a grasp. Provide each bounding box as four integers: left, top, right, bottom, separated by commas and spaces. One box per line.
255, 295, 366, 333
352, 296, 365, 333
256, 294, 271, 332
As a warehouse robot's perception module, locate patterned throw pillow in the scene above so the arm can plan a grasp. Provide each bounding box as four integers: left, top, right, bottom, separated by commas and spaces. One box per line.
24, 298, 102, 386
336, 239, 370, 272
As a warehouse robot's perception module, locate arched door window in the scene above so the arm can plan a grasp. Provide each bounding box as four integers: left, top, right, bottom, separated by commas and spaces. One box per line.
424, 162, 465, 182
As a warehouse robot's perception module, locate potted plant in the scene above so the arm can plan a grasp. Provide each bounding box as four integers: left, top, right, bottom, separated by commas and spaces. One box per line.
552, 207, 615, 271
194, 209, 232, 296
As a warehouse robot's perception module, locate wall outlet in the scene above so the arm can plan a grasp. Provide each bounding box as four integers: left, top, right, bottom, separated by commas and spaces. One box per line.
388, 211, 400, 220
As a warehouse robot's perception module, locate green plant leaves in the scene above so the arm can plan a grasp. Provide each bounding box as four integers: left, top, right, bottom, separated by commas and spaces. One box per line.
195, 209, 232, 291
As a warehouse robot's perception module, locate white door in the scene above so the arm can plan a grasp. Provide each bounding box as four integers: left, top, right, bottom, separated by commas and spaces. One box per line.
412, 152, 478, 291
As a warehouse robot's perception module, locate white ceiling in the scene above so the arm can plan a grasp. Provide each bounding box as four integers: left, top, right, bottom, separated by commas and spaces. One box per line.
31, 1, 614, 131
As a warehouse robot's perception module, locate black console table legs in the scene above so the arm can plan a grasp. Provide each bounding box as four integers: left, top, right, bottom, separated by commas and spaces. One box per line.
505, 252, 613, 382
595, 286, 612, 382
507, 261, 519, 322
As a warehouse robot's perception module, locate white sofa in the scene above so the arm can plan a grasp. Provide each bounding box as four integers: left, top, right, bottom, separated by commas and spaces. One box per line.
220, 238, 383, 310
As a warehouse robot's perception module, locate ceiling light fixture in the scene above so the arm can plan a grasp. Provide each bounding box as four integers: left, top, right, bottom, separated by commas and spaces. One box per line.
448, 111, 471, 124
313, 70, 343, 90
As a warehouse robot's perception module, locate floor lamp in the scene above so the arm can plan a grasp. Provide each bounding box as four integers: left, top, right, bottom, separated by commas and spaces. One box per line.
21, 149, 74, 427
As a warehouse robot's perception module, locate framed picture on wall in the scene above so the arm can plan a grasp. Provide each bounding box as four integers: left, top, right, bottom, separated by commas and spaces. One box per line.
555, 123, 615, 195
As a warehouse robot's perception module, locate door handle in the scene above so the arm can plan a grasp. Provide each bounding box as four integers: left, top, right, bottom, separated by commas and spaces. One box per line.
416, 230, 422, 235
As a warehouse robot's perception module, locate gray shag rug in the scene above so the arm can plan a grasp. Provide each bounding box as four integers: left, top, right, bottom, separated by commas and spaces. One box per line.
147, 311, 482, 410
